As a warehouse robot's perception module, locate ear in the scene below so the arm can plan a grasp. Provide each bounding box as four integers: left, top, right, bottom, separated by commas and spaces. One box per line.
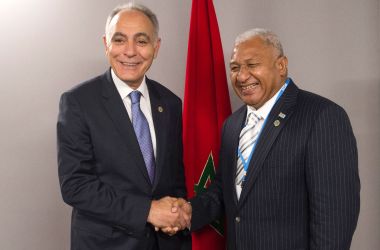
276, 56, 288, 77
153, 38, 161, 59
102, 35, 109, 54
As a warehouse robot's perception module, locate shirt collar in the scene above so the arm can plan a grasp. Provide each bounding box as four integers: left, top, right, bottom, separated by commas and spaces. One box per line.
246, 84, 285, 121
111, 69, 148, 100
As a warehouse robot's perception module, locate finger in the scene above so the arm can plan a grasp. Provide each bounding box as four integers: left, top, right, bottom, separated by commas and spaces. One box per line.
181, 211, 190, 225
171, 227, 179, 233
171, 203, 179, 213
161, 227, 178, 235
171, 200, 180, 213
181, 203, 192, 227
166, 197, 178, 203
175, 212, 188, 230
177, 198, 187, 206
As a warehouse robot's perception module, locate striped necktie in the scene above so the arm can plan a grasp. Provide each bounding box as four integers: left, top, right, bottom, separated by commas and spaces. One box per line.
236, 112, 261, 197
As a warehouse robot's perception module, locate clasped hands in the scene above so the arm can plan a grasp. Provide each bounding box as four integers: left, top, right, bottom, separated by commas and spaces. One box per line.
147, 196, 192, 235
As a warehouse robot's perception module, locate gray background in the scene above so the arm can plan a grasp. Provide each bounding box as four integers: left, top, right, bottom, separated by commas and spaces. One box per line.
0, 0, 379, 249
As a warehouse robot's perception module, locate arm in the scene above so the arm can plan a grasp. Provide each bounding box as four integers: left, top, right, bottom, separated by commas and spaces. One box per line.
189, 166, 224, 231
172, 100, 187, 198
58, 92, 152, 232
306, 104, 360, 249
148, 99, 188, 230
160, 118, 229, 234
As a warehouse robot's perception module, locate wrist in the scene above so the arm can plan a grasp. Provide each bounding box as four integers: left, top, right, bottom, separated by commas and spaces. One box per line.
147, 200, 156, 223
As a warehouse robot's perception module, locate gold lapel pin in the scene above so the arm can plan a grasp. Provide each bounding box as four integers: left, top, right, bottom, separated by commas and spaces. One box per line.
158, 106, 164, 113
278, 112, 286, 119
274, 120, 280, 127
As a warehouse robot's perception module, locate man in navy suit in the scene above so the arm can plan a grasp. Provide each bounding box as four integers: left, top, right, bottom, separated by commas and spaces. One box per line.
57, 3, 190, 250
171, 28, 360, 249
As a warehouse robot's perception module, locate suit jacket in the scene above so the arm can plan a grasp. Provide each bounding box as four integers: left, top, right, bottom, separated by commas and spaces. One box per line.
57, 69, 190, 250
190, 80, 360, 250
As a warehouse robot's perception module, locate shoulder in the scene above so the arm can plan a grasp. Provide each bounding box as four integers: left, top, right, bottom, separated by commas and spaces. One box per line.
221, 105, 246, 132
146, 77, 182, 105
227, 105, 246, 122
295, 88, 351, 128
297, 88, 346, 114
62, 72, 107, 99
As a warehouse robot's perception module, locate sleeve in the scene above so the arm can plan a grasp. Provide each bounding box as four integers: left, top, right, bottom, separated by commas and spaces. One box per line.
172, 100, 187, 198
306, 104, 360, 250
57, 92, 151, 233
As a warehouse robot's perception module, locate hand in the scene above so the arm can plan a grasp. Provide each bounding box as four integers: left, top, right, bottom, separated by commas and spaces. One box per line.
159, 198, 192, 235
173, 198, 192, 228
147, 197, 184, 231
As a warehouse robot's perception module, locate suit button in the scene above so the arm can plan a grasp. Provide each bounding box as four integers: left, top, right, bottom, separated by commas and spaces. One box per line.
235, 216, 240, 223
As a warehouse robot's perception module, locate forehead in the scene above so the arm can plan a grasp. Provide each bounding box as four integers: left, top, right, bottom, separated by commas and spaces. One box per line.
109, 10, 155, 36
231, 37, 274, 62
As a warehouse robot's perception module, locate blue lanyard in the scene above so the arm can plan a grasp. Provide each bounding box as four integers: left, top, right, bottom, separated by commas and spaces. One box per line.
237, 78, 290, 182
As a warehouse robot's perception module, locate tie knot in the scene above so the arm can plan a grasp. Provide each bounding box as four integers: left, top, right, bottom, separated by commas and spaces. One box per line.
129, 91, 142, 104
247, 112, 261, 125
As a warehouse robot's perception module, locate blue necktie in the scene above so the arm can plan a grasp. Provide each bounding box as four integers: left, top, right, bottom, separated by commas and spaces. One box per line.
129, 91, 155, 183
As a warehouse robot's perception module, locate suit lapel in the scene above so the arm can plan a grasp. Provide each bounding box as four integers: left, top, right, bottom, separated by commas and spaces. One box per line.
100, 70, 151, 185
238, 82, 299, 206
226, 106, 248, 205
146, 78, 168, 190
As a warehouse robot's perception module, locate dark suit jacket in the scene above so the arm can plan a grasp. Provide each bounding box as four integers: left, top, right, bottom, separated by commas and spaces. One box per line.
190, 80, 360, 250
57, 69, 190, 250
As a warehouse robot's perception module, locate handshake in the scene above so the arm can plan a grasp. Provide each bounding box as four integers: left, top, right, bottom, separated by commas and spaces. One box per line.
147, 196, 192, 235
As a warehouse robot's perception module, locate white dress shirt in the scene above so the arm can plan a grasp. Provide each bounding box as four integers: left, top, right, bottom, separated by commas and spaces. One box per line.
111, 69, 157, 157
236, 85, 285, 197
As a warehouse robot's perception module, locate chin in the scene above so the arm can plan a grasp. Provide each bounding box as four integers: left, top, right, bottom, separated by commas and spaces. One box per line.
118, 73, 139, 82
241, 96, 257, 106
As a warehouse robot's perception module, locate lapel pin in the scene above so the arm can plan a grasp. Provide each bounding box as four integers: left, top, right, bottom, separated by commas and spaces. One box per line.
274, 120, 280, 127
278, 112, 286, 119
158, 106, 164, 113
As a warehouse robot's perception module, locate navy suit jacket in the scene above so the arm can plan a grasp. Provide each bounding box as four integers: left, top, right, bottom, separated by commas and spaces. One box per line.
57, 69, 189, 250
190, 80, 360, 250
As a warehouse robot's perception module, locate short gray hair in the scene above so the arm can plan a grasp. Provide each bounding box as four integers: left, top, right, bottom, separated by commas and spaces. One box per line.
235, 28, 284, 57
105, 2, 159, 40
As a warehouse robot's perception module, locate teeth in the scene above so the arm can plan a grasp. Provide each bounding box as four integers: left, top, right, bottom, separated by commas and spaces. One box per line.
121, 62, 138, 66
242, 84, 257, 90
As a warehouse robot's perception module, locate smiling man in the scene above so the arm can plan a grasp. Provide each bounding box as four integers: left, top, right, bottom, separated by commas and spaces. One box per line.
103, 8, 160, 89
229, 33, 287, 110
57, 3, 190, 250
172, 28, 360, 250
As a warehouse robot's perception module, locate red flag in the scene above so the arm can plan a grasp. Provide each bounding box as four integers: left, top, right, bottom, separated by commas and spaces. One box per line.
183, 0, 231, 249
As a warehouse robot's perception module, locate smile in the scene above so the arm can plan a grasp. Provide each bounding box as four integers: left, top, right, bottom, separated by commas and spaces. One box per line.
241, 83, 258, 90
120, 62, 140, 66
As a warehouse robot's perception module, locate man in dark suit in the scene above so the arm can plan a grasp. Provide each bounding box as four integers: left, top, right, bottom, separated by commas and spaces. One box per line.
57, 3, 189, 250
171, 28, 360, 249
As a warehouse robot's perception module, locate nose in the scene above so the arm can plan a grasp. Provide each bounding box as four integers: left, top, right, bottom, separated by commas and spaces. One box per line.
237, 65, 250, 83
123, 41, 137, 57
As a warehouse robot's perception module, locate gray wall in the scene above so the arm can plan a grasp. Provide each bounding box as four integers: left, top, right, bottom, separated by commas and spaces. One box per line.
0, 0, 378, 249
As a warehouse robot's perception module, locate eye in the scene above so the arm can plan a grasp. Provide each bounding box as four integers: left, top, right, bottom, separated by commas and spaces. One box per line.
230, 65, 240, 72
112, 37, 125, 45
136, 39, 148, 46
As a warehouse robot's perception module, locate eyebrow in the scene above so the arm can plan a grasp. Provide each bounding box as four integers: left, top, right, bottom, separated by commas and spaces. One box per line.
111, 32, 151, 41
111, 32, 127, 39
134, 32, 151, 41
